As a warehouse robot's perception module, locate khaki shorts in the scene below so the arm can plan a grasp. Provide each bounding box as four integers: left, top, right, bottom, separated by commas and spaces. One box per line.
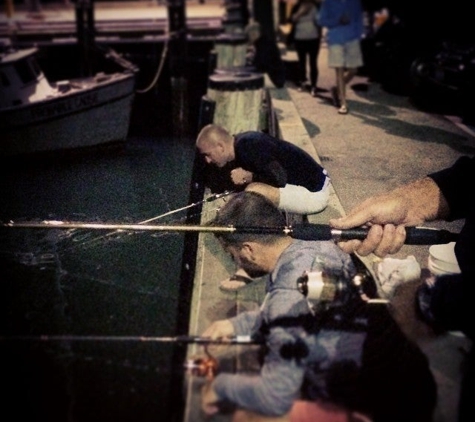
328, 39, 363, 69
278, 178, 330, 215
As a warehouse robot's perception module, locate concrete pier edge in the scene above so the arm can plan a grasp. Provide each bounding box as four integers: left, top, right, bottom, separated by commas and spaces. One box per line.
183, 77, 378, 422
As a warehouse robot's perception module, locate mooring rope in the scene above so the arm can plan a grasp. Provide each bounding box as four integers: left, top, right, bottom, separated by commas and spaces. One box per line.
135, 36, 170, 94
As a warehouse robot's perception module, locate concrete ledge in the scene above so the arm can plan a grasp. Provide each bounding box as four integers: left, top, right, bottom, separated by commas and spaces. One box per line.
183, 194, 265, 422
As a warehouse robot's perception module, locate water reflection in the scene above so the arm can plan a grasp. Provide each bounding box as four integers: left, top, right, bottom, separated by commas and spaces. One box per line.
0, 138, 197, 421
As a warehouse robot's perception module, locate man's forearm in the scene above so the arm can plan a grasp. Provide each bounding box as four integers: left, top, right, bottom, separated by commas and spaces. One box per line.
392, 177, 450, 223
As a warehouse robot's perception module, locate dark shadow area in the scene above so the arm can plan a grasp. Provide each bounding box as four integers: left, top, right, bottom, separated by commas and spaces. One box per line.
361, 1, 475, 124
346, 100, 475, 155
300, 117, 321, 138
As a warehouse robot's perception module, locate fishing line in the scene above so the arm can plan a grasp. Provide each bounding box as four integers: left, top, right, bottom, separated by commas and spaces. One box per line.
58, 191, 234, 250
49, 191, 234, 252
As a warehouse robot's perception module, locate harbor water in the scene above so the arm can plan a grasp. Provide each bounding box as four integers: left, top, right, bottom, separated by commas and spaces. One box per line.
0, 129, 203, 421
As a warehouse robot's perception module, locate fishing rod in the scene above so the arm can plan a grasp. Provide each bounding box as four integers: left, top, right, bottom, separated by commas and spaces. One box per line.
1, 221, 459, 245
0, 334, 261, 345
0, 333, 259, 378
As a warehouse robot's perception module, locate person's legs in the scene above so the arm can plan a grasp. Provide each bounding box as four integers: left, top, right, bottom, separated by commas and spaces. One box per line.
245, 181, 330, 215
343, 68, 358, 85
294, 40, 308, 88
278, 183, 330, 214
334, 40, 363, 114
315, 36, 322, 88
344, 39, 363, 72
335, 67, 346, 112
245, 182, 280, 208
339, 39, 363, 113
336, 67, 357, 114
308, 39, 319, 95
327, 43, 343, 108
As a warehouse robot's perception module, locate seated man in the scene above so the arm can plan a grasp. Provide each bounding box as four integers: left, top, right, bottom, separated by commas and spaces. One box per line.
201, 192, 437, 422
196, 124, 330, 290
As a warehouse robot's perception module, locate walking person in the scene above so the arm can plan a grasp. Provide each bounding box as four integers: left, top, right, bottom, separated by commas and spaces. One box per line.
318, 0, 364, 114
289, 0, 323, 96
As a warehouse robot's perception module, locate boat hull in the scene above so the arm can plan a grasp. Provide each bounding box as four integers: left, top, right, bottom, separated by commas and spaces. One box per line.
0, 72, 136, 156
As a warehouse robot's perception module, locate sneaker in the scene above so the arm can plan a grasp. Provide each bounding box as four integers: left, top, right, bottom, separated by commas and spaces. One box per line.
338, 105, 348, 114
310, 87, 318, 97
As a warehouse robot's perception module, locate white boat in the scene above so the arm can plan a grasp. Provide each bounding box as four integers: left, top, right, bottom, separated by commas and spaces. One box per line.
0, 46, 137, 156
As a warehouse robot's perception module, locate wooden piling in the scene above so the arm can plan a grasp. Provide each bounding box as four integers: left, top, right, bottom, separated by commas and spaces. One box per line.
213, 33, 247, 70
206, 71, 265, 133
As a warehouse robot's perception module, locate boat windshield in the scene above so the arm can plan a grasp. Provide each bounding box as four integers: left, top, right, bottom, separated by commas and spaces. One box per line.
14, 57, 40, 84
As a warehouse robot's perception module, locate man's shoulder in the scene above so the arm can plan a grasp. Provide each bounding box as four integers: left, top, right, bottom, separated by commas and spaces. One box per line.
277, 241, 321, 269
235, 131, 276, 145
236, 130, 267, 138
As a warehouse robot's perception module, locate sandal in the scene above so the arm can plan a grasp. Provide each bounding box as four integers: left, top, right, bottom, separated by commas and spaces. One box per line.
338, 105, 348, 114
219, 272, 254, 292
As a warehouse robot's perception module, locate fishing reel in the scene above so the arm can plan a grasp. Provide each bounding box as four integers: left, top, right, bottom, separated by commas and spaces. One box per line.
297, 269, 383, 313
184, 345, 219, 379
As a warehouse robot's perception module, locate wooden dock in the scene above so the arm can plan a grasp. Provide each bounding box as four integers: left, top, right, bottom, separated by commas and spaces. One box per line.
1, 1, 224, 46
